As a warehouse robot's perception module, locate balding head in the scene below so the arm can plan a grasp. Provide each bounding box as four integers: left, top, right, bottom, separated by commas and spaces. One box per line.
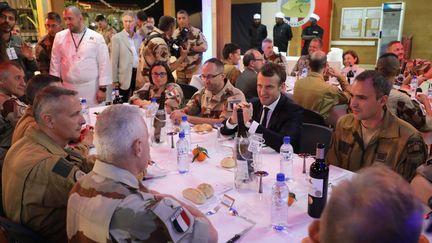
63, 6, 84, 33
94, 105, 150, 174
309, 50, 327, 73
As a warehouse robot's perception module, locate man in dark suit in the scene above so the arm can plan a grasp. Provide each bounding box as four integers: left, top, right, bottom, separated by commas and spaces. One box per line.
221, 62, 303, 152
235, 49, 263, 101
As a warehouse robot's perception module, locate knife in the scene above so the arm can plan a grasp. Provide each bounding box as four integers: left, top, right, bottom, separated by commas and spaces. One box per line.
226, 223, 255, 243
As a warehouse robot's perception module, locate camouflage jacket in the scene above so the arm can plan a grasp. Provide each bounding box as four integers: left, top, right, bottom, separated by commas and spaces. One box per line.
67, 160, 211, 243
264, 51, 287, 67
173, 25, 208, 79
184, 79, 246, 119
326, 110, 427, 181
130, 82, 185, 113
35, 34, 55, 74
96, 25, 116, 47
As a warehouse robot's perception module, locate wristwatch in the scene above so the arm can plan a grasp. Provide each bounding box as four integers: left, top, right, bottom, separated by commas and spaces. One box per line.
98, 86, 107, 92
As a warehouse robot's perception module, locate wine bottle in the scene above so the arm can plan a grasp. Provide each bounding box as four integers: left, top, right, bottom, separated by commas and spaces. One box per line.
307, 143, 329, 218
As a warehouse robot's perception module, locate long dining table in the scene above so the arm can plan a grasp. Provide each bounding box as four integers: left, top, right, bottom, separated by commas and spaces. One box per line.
89, 105, 432, 243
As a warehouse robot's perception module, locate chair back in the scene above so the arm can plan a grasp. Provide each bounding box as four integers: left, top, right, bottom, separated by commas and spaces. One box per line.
299, 123, 333, 155
0, 216, 44, 243
302, 108, 326, 126
178, 83, 198, 101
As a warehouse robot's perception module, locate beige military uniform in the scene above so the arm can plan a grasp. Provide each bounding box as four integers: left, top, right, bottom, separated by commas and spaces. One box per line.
2, 127, 92, 242
11, 106, 35, 144
326, 111, 427, 181
174, 25, 208, 84
224, 63, 241, 86
67, 160, 212, 243
184, 79, 246, 120
293, 72, 350, 119
136, 28, 171, 88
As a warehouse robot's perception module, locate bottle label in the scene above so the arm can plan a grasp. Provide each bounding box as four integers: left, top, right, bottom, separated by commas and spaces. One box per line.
308, 178, 324, 198
236, 159, 250, 180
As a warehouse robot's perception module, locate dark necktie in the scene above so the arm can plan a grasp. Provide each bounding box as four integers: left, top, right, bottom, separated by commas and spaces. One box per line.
260, 107, 270, 128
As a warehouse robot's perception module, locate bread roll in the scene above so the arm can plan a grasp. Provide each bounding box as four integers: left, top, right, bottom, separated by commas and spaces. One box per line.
197, 183, 214, 199
193, 124, 213, 133
220, 157, 236, 168
182, 188, 206, 204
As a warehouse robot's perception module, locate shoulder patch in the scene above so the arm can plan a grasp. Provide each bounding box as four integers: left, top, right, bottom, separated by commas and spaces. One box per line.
52, 157, 73, 178
407, 139, 426, 154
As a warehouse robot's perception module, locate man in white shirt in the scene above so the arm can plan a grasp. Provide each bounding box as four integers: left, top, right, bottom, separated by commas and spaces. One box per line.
50, 6, 111, 106
111, 11, 141, 102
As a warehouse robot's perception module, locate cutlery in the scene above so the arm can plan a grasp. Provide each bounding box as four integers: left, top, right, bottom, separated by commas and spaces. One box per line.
206, 204, 221, 216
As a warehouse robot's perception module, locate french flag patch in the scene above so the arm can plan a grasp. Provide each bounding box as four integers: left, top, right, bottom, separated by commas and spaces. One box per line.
170, 207, 191, 233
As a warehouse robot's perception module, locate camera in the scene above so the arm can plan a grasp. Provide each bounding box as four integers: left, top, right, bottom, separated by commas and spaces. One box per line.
170, 27, 189, 58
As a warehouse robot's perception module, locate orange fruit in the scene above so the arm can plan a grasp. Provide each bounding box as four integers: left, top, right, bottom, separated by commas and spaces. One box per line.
192, 145, 209, 162
288, 192, 296, 206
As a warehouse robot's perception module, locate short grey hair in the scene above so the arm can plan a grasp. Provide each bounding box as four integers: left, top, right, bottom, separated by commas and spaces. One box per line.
0, 61, 23, 81
94, 105, 148, 164
320, 165, 423, 243
33, 86, 77, 123
122, 10, 135, 19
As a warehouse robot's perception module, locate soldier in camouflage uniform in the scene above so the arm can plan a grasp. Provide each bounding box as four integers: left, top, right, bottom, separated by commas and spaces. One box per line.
2, 87, 93, 242
326, 71, 427, 182
262, 38, 287, 67
291, 38, 325, 76
67, 105, 218, 243
95, 14, 116, 51
174, 10, 208, 84
35, 12, 62, 74
170, 58, 246, 125
136, 16, 187, 88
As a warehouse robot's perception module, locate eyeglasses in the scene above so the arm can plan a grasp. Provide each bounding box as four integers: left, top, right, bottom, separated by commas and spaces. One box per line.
151, 72, 167, 78
200, 73, 222, 80
0, 14, 15, 22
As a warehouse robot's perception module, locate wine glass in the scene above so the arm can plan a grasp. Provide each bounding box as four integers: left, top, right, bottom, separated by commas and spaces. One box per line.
213, 122, 224, 148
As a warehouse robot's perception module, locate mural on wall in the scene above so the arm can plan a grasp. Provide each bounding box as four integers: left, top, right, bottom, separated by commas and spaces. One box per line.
279, 0, 315, 27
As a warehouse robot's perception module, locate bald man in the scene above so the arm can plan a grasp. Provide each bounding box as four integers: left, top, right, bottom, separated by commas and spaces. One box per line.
50, 6, 112, 106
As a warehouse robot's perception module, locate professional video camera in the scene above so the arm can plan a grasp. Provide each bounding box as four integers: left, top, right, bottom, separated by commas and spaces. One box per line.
170, 27, 189, 58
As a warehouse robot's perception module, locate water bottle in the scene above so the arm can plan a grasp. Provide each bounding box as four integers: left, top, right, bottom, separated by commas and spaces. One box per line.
301, 65, 308, 78
428, 83, 432, 103
80, 98, 90, 125
179, 115, 191, 149
271, 173, 289, 231
177, 131, 190, 174
410, 75, 418, 98
147, 97, 158, 117
280, 136, 294, 181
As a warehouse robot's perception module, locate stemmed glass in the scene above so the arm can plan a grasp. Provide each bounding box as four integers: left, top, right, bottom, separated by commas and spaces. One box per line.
213, 122, 224, 148
248, 134, 265, 171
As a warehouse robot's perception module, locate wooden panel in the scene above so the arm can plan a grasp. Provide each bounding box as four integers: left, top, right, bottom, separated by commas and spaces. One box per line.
216, 0, 231, 59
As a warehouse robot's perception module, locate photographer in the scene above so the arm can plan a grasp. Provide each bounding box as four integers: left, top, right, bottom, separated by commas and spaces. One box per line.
174, 10, 208, 84
136, 16, 188, 88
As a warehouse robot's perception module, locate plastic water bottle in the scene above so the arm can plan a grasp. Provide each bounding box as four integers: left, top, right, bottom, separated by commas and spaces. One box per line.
271, 173, 289, 231
177, 131, 190, 174
280, 136, 294, 181
80, 98, 90, 124
147, 97, 158, 117
179, 115, 191, 149
428, 83, 432, 103
301, 65, 308, 78
410, 75, 418, 98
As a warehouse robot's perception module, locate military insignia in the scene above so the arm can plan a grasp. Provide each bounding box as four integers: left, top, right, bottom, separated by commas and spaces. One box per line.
52, 157, 73, 178
375, 152, 387, 162
170, 207, 191, 233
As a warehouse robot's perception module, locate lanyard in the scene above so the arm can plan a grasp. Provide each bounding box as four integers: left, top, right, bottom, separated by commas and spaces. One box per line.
70, 28, 87, 52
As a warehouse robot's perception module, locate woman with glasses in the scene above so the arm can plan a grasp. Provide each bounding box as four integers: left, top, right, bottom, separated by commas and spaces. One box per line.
130, 61, 184, 113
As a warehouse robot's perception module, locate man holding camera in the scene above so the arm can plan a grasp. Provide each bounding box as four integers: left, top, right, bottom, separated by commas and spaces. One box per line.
174, 10, 208, 84
136, 16, 188, 88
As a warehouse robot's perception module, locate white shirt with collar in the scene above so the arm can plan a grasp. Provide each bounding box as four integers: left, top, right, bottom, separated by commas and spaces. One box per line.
226, 94, 281, 134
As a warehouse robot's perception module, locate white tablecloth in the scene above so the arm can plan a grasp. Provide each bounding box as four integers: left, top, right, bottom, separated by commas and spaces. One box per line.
89, 105, 432, 242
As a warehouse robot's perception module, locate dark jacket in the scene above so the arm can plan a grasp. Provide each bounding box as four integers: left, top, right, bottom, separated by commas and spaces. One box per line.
248, 24, 267, 50
221, 94, 303, 152
235, 68, 258, 101
273, 23, 293, 53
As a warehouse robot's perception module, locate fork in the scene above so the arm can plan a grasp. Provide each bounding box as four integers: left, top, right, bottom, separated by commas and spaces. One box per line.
206, 204, 221, 216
